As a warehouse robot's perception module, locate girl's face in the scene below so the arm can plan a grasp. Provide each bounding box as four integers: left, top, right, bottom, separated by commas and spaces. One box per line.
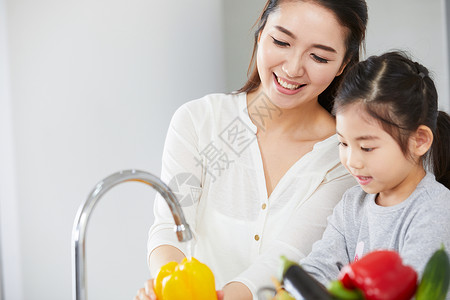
256, 1, 348, 110
336, 104, 424, 206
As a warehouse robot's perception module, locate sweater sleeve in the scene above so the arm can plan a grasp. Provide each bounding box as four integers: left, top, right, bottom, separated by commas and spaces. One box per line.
231, 169, 355, 296
147, 102, 204, 268
299, 192, 351, 286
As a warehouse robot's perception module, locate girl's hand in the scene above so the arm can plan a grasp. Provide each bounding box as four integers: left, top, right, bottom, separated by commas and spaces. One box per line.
134, 279, 224, 300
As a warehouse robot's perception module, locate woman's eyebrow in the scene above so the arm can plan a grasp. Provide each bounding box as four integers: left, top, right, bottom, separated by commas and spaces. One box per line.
312, 44, 337, 53
274, 25, 337, 53
275, 25, 296, 39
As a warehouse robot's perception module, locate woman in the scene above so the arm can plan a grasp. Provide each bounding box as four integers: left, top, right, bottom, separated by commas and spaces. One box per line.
136, 0, 368, 299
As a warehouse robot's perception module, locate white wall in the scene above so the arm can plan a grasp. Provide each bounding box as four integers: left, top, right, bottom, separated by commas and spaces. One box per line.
442, 0, 450, 98
0, 0, 23, 299
2, 1, 449, 300
365, 0, 449, 112
3, 0, 225, 299
222, 0, 265, 92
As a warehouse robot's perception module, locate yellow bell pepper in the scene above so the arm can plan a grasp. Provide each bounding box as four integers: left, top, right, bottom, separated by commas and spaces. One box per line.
154, 257, 218, 300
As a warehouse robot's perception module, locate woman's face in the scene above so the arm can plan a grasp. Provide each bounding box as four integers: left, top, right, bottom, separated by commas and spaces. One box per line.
256, 1, 348, 110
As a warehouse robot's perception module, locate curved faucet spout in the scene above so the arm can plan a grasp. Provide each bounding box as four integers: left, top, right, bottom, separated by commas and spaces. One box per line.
71, 169, 192, 300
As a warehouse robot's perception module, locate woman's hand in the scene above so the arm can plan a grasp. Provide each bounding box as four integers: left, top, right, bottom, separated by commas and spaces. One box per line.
134, 279, 156, 300
134, 280, 224, 300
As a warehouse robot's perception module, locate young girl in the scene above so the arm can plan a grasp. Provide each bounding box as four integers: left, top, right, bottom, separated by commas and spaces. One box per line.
300, 51, 450, 290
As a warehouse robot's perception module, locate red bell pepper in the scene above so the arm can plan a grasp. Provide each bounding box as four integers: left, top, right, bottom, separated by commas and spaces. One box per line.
338, 250, 417, 300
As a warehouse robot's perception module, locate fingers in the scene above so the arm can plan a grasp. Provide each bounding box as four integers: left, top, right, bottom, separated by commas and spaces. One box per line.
134, 287, 151, 300
144, 279, 157, 300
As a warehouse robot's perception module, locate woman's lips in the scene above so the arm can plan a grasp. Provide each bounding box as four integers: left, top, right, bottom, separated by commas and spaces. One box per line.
273, 73, 306, 95
355, 175, 373, 186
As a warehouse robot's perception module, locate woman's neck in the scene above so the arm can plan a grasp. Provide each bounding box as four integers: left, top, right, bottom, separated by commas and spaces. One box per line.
246, 91, 335, 140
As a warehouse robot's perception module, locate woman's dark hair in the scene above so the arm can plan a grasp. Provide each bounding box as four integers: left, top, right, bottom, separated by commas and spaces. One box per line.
333, 51, 450, 188
237, 0, 368, 113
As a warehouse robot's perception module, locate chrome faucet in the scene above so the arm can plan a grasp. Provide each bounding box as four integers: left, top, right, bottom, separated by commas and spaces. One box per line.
71, 169, 193, 300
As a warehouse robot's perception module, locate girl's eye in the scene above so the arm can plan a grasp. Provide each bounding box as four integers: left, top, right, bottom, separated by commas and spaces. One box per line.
361, 147, 374, 152
338, 142, 347, 147
311, 54, 329, 63
271, 37, 289, 47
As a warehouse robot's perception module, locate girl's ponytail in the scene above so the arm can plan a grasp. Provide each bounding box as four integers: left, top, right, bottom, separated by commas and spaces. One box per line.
432, 111, 450, 188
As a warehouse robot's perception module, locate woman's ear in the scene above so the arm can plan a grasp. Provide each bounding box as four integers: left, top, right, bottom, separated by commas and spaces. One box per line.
410, 125, 433, 156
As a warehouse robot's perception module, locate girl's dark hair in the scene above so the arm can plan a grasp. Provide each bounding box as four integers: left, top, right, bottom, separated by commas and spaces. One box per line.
237, 0, 368, 113
333, 51, 450, 188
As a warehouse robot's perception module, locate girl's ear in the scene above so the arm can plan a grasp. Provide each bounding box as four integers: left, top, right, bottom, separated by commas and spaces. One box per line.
410, 125, 433, 156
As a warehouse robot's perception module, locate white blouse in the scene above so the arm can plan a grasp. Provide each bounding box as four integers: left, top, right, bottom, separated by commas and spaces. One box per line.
147, 92, 356, 297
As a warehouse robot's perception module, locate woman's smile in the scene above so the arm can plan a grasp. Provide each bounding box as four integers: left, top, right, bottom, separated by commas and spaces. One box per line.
273, 73, 306, 95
